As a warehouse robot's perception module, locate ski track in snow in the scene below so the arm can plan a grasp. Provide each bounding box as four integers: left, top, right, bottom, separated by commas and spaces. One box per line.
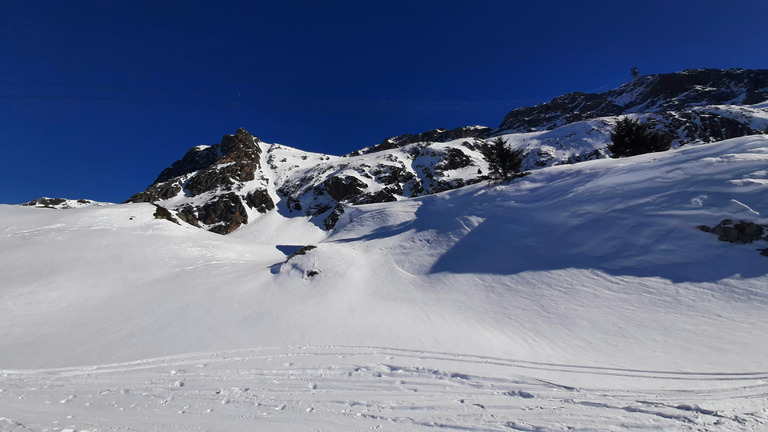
2, 136, 768, 431
1, 346, 767, 432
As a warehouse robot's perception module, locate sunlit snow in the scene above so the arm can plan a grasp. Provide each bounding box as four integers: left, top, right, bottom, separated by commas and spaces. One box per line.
1, 136, 767, 431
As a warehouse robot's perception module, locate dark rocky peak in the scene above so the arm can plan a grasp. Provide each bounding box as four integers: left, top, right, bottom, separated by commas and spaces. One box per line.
349, 125, 492, 156
220, 127, 261, 160
499, 68, 768, 132
606, 68, 768, 110
498, 92, 623, 132
153, 128, 260, 185
153, 145, 220, 185
127, 128, 273, 235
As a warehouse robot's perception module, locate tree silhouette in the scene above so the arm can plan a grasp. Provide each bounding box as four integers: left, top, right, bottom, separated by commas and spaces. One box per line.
482, 137, 524, 180
608, 118, 671, 158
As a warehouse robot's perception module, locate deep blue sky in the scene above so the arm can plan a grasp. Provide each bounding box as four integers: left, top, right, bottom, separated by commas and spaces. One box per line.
2, 1, 766, 204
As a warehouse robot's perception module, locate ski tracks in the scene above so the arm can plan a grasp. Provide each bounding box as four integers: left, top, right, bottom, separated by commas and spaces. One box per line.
1, 346, 767, 431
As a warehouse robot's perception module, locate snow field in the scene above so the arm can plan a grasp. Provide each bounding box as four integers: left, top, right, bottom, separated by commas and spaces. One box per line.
1, 136, 768, 430
2, 346, 767, 432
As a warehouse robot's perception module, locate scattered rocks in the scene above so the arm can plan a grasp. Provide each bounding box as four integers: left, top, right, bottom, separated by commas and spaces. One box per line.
697, 219, 766, 244
22, 197, 67, 207
698, 219, 768, 257
122, 70, 768, 236
21, 197, 101, 209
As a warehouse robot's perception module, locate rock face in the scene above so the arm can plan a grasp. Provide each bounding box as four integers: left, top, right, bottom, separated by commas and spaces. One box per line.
349, 126, 493, 156
125, 69, 768, 235
499, 69, 768, 133
127, 128, 274, 234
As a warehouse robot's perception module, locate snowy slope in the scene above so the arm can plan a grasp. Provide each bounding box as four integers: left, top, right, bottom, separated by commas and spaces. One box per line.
2, 136, 767, 430
118, 70, 768, 238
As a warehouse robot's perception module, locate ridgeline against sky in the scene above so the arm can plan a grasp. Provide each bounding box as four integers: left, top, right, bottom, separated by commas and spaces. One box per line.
1, 0, 767, 204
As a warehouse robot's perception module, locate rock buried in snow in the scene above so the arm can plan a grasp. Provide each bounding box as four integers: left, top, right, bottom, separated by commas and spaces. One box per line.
697, 219, 767, 244
286, 245, 317, 261
698, 219, 768, 258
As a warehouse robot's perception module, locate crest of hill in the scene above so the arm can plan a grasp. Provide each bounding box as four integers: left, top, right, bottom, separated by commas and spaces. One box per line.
122, 68, 768, 236
499, 68, 768, 132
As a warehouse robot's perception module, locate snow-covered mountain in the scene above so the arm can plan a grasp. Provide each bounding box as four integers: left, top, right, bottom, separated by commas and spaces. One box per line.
3, 68, 768, 431
126, 68, 768, 235
2, 134, 768, 430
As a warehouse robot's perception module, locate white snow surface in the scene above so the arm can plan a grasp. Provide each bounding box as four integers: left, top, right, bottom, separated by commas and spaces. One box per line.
2, 136, 768, 431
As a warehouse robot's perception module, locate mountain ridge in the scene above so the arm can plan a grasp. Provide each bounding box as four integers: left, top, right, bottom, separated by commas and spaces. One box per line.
39, 68, 768, 235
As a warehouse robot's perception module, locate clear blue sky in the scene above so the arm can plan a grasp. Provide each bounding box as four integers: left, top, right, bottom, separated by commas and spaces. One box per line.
1, 0, 766, 204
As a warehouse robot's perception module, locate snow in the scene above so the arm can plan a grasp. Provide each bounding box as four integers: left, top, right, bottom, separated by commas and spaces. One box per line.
1, 136, 768, 430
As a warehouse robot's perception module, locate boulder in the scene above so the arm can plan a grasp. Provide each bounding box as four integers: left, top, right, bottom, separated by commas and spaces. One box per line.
698, 219, 767, 244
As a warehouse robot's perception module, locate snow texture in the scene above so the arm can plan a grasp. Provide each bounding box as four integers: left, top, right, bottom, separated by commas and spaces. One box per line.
1, 136, 768, 431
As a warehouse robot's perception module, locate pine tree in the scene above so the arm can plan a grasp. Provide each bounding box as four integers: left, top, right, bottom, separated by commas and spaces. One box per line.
608, 118, 671, 158
483, 137, 524, 180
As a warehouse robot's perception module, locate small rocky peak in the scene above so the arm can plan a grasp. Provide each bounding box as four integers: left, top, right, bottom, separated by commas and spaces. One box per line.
498, 68, 768, 133
608, 68, 768, 109
220, 128, 261, 160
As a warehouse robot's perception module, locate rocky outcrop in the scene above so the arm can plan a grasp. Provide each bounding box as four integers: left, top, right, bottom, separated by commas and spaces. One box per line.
21, 198, 103, 209
22, 197, 69, 208
152, 204, 180, 225
127, 128, 269, 234
198, 192, 249, 235
499, 92, 624, 132
657, 110, 764, 144
322, 176, 369, 201
124, 69, 768, 236
698, 219, 767, 244
499, 69, 768, 133
245, 189, 275, 213
350, 126, 493, 156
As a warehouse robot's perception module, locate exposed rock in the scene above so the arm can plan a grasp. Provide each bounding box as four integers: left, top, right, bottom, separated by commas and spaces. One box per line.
322, 176, 368, 202
21, 197, 102, 209
153, 145, 219, 185
660, 111, 763, 144
352, 126, 493, 156
286, 245, 316, 261
354, 189, 398, 205
499, 92, 623, 132
323, 204, 345, 230
698, 219, 767, 244
176, 207, 201, 227
197, 192, 249, 235
499, 69, 768, 133
435, 148, 472, 171
128, 181, 182, 203
125, 69, 768, 236
245, 189, 275, 213
127, 128, 263, 234
152, 204, 180, 225
22, 197, 67, 207
184, 130, 262, 197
